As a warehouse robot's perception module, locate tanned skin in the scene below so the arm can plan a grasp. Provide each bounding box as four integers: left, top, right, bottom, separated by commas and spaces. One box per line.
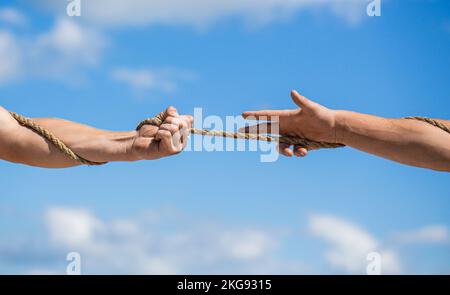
0, 106, 192, 168
242, 90, 450, 172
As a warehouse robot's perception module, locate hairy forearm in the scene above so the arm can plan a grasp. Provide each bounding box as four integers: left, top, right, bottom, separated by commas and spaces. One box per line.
0, 111, 137, 168
335, 111, 450, 172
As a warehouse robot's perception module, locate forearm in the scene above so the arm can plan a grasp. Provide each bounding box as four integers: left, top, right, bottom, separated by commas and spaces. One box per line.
1, 113, 137, 168
335, 111, 450, 172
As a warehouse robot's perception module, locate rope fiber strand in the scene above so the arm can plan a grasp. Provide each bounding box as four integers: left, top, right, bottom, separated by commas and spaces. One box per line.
136, 112, 345, 149
9, 111, 106, 166
404, 116, 450, 134
9, 110, 450, 166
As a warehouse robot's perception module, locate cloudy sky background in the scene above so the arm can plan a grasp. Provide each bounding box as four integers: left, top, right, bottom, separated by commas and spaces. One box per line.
0, 0, 449, 274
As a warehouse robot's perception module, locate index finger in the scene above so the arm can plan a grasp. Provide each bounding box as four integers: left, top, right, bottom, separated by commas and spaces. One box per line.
242, 109, 296, 120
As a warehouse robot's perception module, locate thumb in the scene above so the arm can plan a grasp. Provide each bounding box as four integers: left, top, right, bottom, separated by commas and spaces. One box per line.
291, 90, 315, 110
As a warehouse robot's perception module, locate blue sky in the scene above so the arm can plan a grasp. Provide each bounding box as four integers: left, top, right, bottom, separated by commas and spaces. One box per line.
0, 0, 449, 274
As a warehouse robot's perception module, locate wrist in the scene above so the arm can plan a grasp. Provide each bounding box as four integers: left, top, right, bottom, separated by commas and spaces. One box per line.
120, 131, 142, 162
334, 110, 349, 144
94, 130, 140, 162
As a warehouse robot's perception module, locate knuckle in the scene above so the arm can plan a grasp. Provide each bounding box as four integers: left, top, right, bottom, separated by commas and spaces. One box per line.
171, 124, 180, 132
173, 118, 182, 127
165, 107, 177, 116
179, 120, 187, 129
161, 124, 179, 133
159, 130, 171, 137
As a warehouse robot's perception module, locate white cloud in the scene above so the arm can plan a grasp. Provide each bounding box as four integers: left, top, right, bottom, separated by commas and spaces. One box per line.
30, 18, 106, 77
111, 67, 196, 93
395, 225, 450, 244
0, 30, 21, 83
36, 18, 104, 65
0, 7, 27, 26
45, 207, 103, 247
4, 207, 448, 274
307, 213, 401, 274
1, 0, 369, 85
42, 0, 369, 29
219, 230, 278, 260
0, 18, 105, 85
42, 207, 297, 274
326, 0, 369, 24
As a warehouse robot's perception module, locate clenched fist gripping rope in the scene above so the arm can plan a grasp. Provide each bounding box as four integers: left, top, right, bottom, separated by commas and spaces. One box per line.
8, 110, 449, 166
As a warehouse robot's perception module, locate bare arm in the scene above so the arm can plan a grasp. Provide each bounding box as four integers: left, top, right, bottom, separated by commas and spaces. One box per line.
242, 90, 450, 172
0, 106, 192, 168
335, 112, 450, 171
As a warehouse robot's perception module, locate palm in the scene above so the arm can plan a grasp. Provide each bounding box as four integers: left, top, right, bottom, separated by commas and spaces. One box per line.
242, 90, 338, 157
279, 106, 336, 143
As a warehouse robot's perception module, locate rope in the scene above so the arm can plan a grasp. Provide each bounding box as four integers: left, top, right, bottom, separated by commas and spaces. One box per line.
404, 116, 450, 134
136, 112, 344, 149
9, 111, 450, 166
8, 111, 106, 166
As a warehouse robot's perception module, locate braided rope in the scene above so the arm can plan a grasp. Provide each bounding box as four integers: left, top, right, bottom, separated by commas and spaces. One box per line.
9, 111, 106, 166
137, 113, 344, 149
9, 111, 450, 165
404, 116, 450, 134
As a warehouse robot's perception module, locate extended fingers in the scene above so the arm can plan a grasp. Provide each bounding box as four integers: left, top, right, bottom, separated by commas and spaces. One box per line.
243, 90, 318, 120
238, 122, 279, 134
242, 110, 295, 120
